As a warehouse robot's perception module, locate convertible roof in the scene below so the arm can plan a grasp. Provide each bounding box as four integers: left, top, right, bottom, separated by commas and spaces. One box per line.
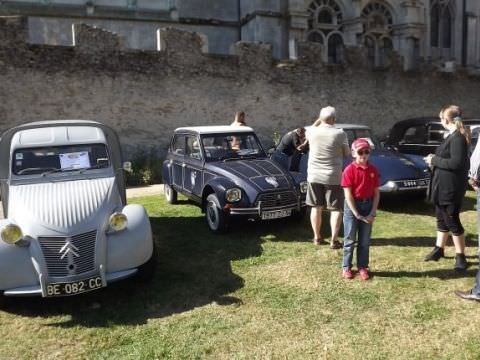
175, 126, 255, 134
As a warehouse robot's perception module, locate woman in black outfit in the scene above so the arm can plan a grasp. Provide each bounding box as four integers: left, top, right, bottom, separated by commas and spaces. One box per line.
424, 105, 470, 271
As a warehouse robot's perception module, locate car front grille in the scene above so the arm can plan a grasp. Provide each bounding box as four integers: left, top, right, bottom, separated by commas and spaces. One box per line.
256, 191, 298, 209
38, 230, 97, 277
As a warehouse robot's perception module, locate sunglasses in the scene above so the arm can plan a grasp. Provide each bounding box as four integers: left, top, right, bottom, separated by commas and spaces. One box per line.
357, 149, 370, 156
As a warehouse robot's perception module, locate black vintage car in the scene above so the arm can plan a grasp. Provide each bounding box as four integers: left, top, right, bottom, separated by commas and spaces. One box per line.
385, 117, 480, 156
162, 126, 307, 233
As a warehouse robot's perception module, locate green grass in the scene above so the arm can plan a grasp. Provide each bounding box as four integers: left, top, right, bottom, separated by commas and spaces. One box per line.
1, 192, 480, 359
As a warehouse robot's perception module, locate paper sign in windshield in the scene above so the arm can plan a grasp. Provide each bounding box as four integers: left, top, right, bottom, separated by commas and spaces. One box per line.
59, 152, 90, 169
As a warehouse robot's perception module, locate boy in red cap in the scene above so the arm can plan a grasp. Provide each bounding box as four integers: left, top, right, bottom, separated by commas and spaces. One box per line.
340, 138, 380, 280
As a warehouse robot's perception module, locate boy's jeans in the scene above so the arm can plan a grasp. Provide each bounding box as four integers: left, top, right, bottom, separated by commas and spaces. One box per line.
343, 199, 373, 269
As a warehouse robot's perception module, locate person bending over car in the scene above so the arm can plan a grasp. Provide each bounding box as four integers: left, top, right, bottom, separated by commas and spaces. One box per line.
276, 127, 308, 171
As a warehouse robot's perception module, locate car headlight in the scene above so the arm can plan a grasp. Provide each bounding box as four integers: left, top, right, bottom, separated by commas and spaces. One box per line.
226, 188, 242, 202
300, 181, 308, 194
109, 212, 128, 232
1, 224, 23, 244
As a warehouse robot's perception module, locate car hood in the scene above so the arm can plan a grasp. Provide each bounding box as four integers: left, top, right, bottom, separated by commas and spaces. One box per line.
209, 159, 295, 191
361, 149, 429, 183
8, 177, 117, 232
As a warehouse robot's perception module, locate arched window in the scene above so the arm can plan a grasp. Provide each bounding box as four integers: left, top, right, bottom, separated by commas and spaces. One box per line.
430, 1, 454, 51
307, 0, 344, 64
318, 9, 333, 24
328, 33, 344, 64
379, 37, 393, 68
307, 31, 325, 44
442, 7, 452, 48
361, 2, 394, 69
361, 1, 393, 34
365, 36, 376, 69
430, 3, 440, 47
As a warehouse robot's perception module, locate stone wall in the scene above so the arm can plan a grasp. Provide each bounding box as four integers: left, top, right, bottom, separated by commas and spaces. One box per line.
1, 16, 480, 158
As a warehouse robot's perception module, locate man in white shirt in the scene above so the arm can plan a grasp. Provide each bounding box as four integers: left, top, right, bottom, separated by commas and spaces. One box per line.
306, 106, 350, 248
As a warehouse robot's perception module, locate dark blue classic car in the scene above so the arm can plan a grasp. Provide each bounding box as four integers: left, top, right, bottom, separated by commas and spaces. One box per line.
273, 124, 430, 195
163, 126, 307, 232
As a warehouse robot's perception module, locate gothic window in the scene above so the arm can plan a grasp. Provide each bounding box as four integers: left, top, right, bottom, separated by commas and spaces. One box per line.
307, 0, 344, 64
361, 1, 393, 35
378, 37, 393, 68
361, 2, 394, 69
431, 3, 440, 47
307, 31, 325, 44
365, 36, 376, 69
430, 1, 454, 50
328, 33, 344, 64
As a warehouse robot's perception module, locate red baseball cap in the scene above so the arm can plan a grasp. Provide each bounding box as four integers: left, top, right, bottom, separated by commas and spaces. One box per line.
351, 138, 371, 152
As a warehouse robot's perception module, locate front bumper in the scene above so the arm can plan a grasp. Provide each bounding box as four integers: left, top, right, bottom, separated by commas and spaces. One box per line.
2, 268, 138, 297
228, 200, 306, 216
379, 178, 430, 193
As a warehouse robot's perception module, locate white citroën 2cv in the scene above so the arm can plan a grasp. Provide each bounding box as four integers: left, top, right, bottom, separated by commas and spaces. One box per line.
0, 120, 155, 300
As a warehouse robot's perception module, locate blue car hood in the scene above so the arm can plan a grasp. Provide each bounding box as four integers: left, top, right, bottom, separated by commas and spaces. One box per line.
353, 149, 429, 184
207, 158, 295, 191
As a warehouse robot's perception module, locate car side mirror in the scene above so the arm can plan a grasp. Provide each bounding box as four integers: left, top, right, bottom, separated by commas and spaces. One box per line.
123, 161, 133, 173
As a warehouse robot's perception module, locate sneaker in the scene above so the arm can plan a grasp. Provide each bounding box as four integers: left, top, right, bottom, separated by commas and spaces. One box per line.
313, 238, 322, 246
454, 253, 468, 272
342, 268, 353, 279
424, 246, 444, 262
358, 267, 370, 280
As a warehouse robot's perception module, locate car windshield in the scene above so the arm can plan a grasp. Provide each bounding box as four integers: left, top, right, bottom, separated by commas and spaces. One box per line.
13, 143, 110, 176
201, 133, 266, 161
343, 129, 381, 150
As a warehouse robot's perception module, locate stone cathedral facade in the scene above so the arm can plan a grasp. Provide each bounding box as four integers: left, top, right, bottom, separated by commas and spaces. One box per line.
0, 0, 479, 71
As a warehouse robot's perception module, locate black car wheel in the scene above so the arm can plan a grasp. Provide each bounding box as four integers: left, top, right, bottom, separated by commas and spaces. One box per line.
205, 193, 228, 233
164, 184, 177, 204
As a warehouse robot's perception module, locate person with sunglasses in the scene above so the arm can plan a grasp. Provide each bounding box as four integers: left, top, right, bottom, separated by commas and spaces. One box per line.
341, 138, 380, 280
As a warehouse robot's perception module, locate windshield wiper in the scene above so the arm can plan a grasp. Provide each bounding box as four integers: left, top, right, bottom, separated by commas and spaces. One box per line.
17, 167, 57, 175
79, 164, 109, 173
41, 166, 79, 177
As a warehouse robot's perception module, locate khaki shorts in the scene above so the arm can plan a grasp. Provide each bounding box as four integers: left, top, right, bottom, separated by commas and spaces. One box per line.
306, 182, 344, 211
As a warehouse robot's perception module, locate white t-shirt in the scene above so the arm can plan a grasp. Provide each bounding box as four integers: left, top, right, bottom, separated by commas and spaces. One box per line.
306, 123, 350, 185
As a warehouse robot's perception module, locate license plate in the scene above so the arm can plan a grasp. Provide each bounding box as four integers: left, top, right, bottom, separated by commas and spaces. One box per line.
45, 275, 103, 297
261, 209, 292, 220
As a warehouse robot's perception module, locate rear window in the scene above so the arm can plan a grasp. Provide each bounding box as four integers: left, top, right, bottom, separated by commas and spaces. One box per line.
13, 143, 110, 175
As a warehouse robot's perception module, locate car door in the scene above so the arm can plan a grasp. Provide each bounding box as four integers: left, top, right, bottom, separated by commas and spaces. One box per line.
183, 135, 204, 197
170, 134, 186, 190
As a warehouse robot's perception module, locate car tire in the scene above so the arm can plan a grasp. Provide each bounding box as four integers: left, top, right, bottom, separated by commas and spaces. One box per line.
205, 193, 228, 233
136, 242, 157, 282
164, 184, 178, 204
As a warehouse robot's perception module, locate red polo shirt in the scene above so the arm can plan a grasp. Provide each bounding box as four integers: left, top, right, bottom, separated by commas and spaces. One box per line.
341, 161, 380, 199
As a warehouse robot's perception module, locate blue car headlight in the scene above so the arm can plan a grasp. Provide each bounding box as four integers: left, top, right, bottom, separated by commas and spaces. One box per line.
226, 188, 242, 202
300, 181, 308, 194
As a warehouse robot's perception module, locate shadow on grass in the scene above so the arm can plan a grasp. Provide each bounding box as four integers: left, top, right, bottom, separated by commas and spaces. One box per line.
0, 214, 305, 328
379, 192, 477, 215
372, 268, 478, 280
372, 235, 479, 248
